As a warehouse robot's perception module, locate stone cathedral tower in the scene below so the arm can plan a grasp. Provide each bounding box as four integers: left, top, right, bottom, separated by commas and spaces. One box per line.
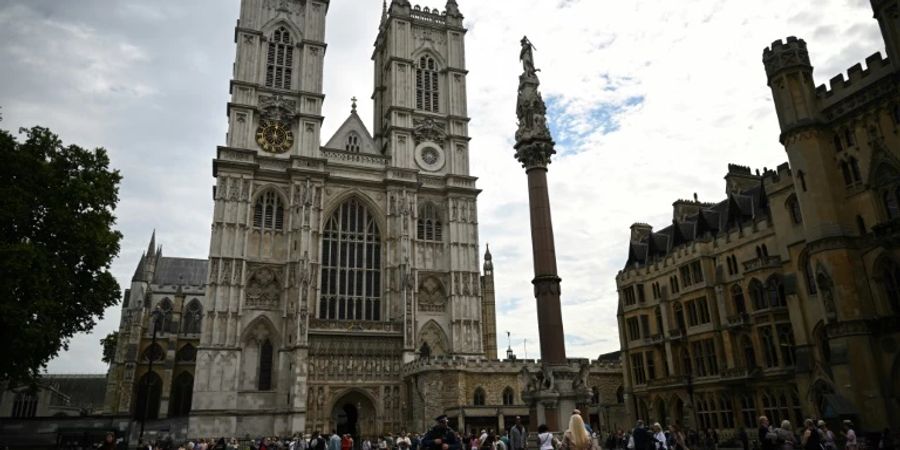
190, 0, 488, 438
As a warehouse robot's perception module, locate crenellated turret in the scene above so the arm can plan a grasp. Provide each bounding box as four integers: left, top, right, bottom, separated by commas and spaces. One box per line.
763, 37, 822, 139
872, 0, 900, 64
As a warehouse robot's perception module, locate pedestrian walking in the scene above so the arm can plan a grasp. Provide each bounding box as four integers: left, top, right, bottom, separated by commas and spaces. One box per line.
561, 413, 596, 450
509, 417, 528, 450
842, 421, 858, 450
422, 415, 461, 450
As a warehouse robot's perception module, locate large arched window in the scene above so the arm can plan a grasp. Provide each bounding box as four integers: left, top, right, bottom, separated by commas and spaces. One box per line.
320, 198, 382, 321
156, 298, 173, 334
878, 258, 900, 314
417, 202, 443, 242
749, 279, 766, 311
473, 387, 486, 406
253, 191, 285, 231
503, 387, 515, 406
731, 284, 746, 314
181, 299, 202, 335
416, 55, 439, 112
266, 27, 294, 89
168, 372, 194, 417
258, 339, 274, 391
766, 276, 786, 308
135, 372, 162, 420
11, 392, 37, 418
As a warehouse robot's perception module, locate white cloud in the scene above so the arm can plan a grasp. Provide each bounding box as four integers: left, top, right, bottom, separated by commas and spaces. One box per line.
0, 0, 885, 372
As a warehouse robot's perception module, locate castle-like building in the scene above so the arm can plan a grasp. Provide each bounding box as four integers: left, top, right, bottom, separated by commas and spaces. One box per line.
617, 0, 900, 434
101, 0, 625, 440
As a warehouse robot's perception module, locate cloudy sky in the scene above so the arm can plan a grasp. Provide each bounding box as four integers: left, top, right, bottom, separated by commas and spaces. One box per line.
0, 0, 885, 373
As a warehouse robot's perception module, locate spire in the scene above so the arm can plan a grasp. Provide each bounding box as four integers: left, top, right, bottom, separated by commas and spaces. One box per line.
513, 36, 555, 169
483, 244, 493, 272
381, 0, 388, 24
351, 96, 358, 114
146, 230, 156, 257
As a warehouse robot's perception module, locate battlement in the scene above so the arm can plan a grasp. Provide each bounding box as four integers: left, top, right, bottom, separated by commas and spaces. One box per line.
727, 164, 753, 176
402, 355, 621, 376
762, 163, 792, 186
814, 52, 893, 105
763, 36, 811, 79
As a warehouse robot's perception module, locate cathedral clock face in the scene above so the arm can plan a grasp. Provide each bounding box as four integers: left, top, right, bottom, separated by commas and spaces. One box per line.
255, 119, 294, 154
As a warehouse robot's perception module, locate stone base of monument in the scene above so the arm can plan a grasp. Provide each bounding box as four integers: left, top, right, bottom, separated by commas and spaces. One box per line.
520, 361, 593, 432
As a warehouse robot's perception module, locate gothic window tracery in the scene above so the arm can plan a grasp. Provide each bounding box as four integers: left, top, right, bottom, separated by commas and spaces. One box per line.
416, 55, 439, 113
766, 276, 786, 308
319, 198, 382, 321
181, 299, 202, 334
246, 267, 282, 309
731, 284, 746, 314
473, 387, 486, 406
749, 279, 766, 311
156, 298, 174, 333
503, 387, 515, 405
142, 343, 165, 362
266, 27, 294, 90
176, 344, 197, 362
253, 191, 285, 231
417, 202, 443, 242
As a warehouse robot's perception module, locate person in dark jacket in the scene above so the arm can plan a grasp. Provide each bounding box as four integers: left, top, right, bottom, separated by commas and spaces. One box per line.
758, 417, 776, 450
422, 416, 461, 450
632, 421, 653, 450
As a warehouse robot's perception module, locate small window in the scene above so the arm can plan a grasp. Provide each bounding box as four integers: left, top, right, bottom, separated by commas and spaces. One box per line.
833, 135, 843, 152
473, 387, 486, 406
11, 392, 38, 418
258, 339, 274, 391
845, 128, 856, 147
502, 387, 515, 406
346, 133, 360, 152
849, 158, 861, 183
840, 161, 853, 186
787, 196, 802, 225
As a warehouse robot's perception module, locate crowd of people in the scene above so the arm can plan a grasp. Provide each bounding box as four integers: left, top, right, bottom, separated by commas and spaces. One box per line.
126, 412, 894, 450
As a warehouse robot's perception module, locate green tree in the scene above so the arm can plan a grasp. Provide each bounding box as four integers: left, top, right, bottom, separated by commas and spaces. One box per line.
101, 331, 119, 365
0, 126, 122, 385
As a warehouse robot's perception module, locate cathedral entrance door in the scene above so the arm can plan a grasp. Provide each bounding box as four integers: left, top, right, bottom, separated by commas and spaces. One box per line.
331, 390, 376, 443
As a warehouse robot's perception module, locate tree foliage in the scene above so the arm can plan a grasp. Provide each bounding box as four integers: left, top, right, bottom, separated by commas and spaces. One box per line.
101, 331, 119, 365
0, 126, 122, 385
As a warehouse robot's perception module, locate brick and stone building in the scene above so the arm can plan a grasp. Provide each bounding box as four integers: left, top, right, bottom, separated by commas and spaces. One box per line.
617, 0, 900, 435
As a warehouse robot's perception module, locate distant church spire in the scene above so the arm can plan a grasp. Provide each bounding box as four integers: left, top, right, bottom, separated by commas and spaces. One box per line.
446, 0, 461, 17
147, 229, 157, 257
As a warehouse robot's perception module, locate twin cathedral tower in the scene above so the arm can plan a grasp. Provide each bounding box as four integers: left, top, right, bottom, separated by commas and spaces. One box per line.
104, 0, 500, 437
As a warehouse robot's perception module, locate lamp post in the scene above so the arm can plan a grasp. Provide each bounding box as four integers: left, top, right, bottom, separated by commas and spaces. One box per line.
138, 306, 163, 446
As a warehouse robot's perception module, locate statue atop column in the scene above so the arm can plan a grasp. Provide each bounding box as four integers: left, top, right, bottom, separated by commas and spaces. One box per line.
515, 36, 555, 169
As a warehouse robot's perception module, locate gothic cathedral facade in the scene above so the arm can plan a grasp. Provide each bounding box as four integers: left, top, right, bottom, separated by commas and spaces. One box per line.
101, 0, 499, 438
191, 0, 488, 437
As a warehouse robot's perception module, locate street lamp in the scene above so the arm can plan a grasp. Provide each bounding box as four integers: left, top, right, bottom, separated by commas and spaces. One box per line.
138, 306, 163, 446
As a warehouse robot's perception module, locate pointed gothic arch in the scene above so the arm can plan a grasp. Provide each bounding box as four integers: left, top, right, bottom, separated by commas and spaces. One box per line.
134, 371, 162, 420
239, 315, 280, 391
181, 298, 203, 334
503, 386, 516, 405
473, 386, 486, 406
156, 298, 174, 333
414, 52, 442, 113
319, 195, 383, 321
168, 371, 194, 417
418, 320, 450, 357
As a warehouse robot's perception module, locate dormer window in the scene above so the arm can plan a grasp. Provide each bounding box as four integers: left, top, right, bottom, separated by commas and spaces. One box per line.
346, 133, 360, 152
416, 56, 439, 113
